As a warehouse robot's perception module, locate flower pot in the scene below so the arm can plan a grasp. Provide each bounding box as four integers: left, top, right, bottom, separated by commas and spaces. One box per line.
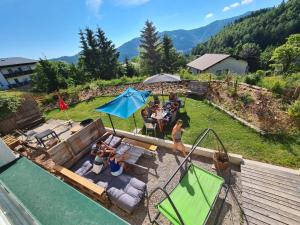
213, 152, 229, 171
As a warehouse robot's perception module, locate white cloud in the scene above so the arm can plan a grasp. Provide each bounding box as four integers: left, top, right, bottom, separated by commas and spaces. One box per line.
86, 0, 103, 16
241, 0, 253, 5
223, 0, 253, 12
205, 13, 214, 19
223, 6, 231, 12
115, 0, 150, 6
230, 2, 240, 8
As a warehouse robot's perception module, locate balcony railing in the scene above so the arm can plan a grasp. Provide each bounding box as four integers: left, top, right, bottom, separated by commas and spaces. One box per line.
3, 70, 35, 79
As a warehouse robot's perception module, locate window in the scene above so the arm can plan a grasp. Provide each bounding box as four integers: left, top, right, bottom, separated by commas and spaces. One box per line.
216, 70, 222, 76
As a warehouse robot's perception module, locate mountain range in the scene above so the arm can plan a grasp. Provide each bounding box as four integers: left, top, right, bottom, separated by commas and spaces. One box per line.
51, 12, 250, 64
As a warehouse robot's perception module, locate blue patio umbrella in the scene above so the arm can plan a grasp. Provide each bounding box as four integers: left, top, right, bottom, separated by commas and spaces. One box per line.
96, 87, 151, 133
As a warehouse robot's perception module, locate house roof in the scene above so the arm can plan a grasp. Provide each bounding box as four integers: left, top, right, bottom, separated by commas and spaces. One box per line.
187, 54, 231, 71
0, 157, 129, 225
0, 57, 37, 68
0, 138, 18, 168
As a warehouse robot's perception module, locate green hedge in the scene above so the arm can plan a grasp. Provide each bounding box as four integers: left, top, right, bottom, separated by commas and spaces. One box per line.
0, 93, 23, 119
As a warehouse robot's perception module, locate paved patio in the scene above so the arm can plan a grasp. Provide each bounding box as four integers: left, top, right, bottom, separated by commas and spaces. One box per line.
107, 146, 242, 225
18, 119, 80, 148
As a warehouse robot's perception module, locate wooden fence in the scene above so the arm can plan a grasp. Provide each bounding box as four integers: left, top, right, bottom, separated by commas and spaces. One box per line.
0, 94, 44, 134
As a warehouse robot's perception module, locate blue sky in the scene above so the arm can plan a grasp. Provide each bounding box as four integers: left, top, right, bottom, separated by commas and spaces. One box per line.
0, 0, 283, 59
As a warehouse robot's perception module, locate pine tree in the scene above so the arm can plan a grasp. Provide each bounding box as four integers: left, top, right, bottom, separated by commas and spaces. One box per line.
124, 56, 136, 77
96, 28, 119, 79
140, 20, 161, 75
79, 27, 119, 80
161, 34, 184, 73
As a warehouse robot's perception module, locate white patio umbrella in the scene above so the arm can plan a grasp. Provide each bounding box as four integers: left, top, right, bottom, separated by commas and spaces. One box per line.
143, 73, 181, 100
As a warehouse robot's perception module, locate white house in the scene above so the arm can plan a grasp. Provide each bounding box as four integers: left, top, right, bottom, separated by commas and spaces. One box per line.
187, 54, 248, 75
0, 57, 37, 90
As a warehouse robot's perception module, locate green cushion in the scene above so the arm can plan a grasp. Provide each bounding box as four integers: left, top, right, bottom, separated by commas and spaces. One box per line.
157, 164, 224, 225
0, 157, 129, 225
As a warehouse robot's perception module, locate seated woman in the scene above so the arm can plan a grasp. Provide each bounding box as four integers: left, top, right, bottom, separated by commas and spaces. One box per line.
153, 95, 160, 105
109, 151, 129, 176
91, 142, 115, 174
141, 108, 156, 124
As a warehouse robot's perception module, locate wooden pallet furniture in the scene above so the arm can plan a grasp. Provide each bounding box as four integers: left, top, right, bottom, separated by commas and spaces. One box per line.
123, 138, 158, 153
54, 165, 110, 206
2, 135, 21, 149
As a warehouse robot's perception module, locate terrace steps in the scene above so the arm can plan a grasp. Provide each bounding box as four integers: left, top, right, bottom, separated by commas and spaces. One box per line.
241, 160, 300, 225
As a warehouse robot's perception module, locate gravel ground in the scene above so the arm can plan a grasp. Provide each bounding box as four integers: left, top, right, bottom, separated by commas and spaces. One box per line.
109, 147, 243, 225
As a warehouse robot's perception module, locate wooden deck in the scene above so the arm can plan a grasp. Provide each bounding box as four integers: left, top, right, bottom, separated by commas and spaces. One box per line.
241, 160, 300, 225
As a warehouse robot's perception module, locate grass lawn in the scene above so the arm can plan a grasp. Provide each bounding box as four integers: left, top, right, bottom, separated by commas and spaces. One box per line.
45, 96, 300, 168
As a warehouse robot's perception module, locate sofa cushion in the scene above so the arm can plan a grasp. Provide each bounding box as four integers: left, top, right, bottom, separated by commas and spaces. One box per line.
97, 181, 108, 190
107, 187, 140, 214
104, 135, 122, 148
74, 161, 92, 176
129, 178, 146, 191
124, 184, 144, 199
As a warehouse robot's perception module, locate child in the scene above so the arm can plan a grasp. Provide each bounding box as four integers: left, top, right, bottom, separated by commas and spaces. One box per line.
172, 119, 187, 156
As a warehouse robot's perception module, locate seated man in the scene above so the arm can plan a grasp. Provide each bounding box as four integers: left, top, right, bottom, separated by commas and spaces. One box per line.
109, 151, 129, 176
91, 142, 115, 174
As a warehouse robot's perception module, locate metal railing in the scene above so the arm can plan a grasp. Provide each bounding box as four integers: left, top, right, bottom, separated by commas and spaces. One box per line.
147, 128, 230, 225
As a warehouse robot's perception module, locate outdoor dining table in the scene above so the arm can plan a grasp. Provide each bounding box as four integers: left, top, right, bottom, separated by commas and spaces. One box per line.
34, 129, 59, 147
151, 110, 168, 120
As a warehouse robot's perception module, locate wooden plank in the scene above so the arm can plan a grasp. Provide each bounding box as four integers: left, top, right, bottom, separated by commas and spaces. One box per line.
243, 208, 287, 225
243, 195, 300, 223
242, 181, 300, 203
242, 169, 300, 189
243, 215, 270, 225
242, 178, 300, 197
242, 186, 300, 210
242, 167, 300, 186
54, 165, 105, 196
242, 165, 300, 181
242, 173, 299, 192
123, 138, 158, 153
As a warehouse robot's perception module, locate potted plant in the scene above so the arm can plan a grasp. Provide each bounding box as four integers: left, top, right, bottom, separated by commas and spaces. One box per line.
213, 147, 230, 172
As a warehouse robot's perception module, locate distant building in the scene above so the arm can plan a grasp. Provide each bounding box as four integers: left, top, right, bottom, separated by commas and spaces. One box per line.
0, 57, 37, 90
187, 54, 248, 75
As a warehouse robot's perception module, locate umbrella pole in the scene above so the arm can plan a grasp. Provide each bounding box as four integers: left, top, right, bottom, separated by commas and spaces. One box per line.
161, 83, 164, 103
108, 114, 116, 134
133, 113, 138, 134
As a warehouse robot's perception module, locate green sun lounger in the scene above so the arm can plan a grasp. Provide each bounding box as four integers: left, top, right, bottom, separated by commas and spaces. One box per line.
156, 164, 224, 225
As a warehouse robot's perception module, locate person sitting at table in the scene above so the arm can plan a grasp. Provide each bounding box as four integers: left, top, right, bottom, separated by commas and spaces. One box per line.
171, 101, 179, 113
169, 92, 175, 102
141, 108, 156, 124
153, 95, 160, 105
109, 151, 129, 176
154, 105, 165, 132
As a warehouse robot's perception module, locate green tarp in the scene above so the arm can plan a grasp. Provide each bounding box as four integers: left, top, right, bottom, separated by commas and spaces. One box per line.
157, 164, 224, 225
0, 157, 129, 225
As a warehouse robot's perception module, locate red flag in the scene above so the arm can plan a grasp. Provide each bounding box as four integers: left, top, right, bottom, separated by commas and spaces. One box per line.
59, 96, 68, 111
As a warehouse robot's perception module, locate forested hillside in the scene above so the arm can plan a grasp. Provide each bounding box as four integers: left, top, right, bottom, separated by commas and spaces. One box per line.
192, 0, 300, 63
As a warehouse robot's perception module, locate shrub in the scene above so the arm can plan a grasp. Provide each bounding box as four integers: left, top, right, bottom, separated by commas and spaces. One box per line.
240, 94, 254, 105
0, 93, 23, 119
271, 81, 284, 95
244, 74, 260, 85
288, 98, 300, 125
259, 76, 286, 90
